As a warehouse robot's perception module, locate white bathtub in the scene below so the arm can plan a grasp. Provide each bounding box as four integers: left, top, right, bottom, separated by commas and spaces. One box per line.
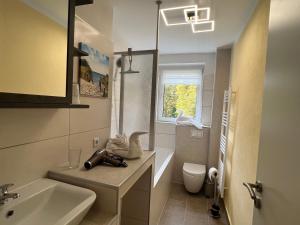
154, 147, 174, 187
150, 147, 174, 225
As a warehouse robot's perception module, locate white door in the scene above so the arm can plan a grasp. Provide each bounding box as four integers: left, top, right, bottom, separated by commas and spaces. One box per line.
250, 0, 300, 224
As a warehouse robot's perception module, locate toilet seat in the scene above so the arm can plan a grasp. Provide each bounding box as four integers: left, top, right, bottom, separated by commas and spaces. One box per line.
183, 163, 206, 176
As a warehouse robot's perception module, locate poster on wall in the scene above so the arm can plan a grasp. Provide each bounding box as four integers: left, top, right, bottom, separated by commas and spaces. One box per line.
79, 42, 109, 98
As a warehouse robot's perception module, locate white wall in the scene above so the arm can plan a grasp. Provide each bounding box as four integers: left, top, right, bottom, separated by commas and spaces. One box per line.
0, 1, 114, 188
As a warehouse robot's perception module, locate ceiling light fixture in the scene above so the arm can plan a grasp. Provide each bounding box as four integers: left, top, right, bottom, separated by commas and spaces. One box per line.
191, 20, 215, 33
160, 5, 197, 26
184, 7, 210, 23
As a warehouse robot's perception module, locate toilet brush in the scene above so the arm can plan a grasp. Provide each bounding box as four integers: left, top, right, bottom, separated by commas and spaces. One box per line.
209, 176, 221, 219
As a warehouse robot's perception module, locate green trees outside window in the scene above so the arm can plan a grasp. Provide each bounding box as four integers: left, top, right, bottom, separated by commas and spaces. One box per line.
162, 84, 197, 119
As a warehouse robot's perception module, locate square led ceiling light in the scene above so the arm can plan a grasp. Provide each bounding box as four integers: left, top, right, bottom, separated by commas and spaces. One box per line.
161, 5, 197, 26
184, 7, 210, 23
192, 20, 215, 33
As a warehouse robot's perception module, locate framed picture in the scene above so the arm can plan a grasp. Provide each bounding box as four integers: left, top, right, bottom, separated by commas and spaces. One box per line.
79, 43, 109, 98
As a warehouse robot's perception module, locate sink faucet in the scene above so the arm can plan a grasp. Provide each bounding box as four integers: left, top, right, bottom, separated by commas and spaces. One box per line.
0, 184, 20, 205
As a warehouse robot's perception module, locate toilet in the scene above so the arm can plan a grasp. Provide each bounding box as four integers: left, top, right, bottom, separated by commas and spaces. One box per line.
183, 163, 206, 193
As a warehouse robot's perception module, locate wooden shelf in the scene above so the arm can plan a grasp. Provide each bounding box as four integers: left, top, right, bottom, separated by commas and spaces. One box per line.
73, 47, 89, 57
75, 0, 94, 6
0, 103, 90, 108
69, 104, 90, 108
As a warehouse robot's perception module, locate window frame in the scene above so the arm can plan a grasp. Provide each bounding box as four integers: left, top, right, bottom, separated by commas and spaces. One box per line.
157, 64, 204, 125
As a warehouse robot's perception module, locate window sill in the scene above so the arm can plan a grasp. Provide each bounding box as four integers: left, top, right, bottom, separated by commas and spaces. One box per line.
156, 120, 210, 130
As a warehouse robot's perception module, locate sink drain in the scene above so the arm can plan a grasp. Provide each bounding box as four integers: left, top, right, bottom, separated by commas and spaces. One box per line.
6, 210, 14, 218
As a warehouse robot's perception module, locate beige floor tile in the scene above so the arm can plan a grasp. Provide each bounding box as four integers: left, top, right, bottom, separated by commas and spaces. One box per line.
184, 210, 208, 225
208, 216, 228, 225
187, 194, 209, 213
169, 183, 188, 202
158, 183, 229, 225
160, 212, 185, 225
164, 198, 186, 214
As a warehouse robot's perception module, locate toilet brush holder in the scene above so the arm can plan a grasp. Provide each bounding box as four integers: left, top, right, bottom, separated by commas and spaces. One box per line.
209, 176, 221, 219
209, 204, 221, 219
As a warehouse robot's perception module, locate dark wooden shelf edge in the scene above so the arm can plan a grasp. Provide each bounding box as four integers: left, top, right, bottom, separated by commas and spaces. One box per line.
69, 104, 90, 108
75, 0, 94, 6
73, 47, 89, 57
0, 103, 90, 109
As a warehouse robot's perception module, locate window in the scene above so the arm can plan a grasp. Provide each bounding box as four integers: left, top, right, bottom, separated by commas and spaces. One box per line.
157, 67, 203, 125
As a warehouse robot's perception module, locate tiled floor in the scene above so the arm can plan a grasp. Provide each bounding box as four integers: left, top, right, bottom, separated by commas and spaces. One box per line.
158, 183, 229, 225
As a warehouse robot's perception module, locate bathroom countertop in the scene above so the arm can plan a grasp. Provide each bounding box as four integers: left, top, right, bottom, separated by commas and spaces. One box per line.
48, 150, 155, 190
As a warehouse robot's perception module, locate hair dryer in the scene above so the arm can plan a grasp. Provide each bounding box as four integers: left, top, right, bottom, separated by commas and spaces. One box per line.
84, 149, 127, 170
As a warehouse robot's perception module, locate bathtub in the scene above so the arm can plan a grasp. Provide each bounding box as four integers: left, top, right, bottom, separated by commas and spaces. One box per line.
150, 147, 174, 225
154, 148, 174, 186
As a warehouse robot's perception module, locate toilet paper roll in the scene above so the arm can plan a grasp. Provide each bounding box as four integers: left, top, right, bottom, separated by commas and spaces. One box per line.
208, 167, 218, 181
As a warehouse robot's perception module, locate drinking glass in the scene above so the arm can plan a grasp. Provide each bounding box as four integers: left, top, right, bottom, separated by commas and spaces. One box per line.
68, 148, 82, 169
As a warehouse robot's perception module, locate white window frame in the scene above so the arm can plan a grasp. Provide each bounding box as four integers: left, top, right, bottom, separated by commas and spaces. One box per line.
157, 65, 203, 126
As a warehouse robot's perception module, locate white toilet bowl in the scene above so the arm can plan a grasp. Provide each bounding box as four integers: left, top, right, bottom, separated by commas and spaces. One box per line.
183, 163, 206, 193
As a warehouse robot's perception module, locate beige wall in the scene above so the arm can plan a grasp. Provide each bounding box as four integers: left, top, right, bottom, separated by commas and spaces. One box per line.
224, 0, 270, 224
0, 0, 67, 97
208, 48, 231, 168
0, 1, 114, 189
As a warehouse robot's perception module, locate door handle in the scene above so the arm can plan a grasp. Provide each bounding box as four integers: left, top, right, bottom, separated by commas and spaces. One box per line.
243, 181, 263, 209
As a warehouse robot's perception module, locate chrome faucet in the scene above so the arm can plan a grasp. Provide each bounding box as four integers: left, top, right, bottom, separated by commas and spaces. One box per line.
0, 184, 20, 205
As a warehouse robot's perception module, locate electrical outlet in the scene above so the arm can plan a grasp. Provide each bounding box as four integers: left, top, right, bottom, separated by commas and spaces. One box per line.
93, 137, 100, 148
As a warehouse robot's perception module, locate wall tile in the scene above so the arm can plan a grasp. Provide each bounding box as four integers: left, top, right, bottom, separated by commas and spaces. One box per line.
0, 136, 68, 188
69, 128, 110, 164
202, 90, 214, 107
70, 98, 111, 134
155, 122, 176, 135
201, 107, 212, 126
203, 74, 215, 90
0, 109, 69, 149
155, 134, 175, 150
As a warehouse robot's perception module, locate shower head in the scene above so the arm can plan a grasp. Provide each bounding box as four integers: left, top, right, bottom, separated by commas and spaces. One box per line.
123, 48, 140, 74
123, 69, 140, 74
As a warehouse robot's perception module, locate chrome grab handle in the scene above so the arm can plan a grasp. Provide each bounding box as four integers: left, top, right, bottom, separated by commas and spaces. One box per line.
243, 181, 263, 209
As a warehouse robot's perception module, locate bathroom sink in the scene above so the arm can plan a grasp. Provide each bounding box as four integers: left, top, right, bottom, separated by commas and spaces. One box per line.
0, 178, 96, 225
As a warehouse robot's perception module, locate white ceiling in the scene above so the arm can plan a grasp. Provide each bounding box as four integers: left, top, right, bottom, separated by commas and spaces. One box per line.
113, 0, 258, 54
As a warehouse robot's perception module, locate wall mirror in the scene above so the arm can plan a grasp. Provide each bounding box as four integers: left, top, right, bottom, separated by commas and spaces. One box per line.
0, 0, 75, 106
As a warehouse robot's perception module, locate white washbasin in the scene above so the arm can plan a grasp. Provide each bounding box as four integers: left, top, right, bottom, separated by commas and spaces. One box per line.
0, 179, 96, 225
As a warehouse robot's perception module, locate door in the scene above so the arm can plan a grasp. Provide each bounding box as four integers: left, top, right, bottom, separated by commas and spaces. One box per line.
251, 0, 300, 224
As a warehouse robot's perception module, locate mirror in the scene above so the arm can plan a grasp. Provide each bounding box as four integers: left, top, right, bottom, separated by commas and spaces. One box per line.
0, 0, 73, 104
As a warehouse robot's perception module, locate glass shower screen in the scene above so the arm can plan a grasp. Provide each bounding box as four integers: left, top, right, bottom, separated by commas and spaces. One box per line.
122, 54, 154, 150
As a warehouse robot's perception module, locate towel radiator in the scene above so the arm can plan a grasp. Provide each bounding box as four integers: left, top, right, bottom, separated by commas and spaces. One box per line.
218, 89, 232, 198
